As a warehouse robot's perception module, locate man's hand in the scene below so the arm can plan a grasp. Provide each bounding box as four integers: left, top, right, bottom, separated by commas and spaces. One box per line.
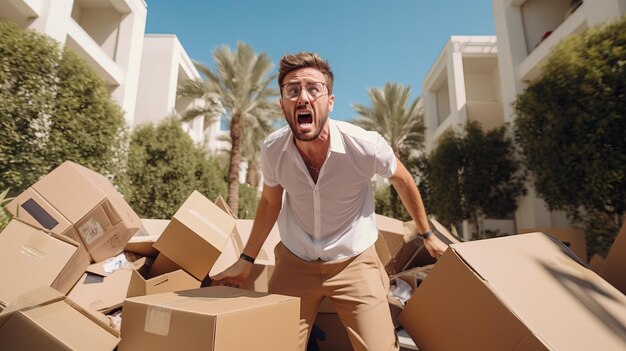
210, 258, 254, 288
423, 234, 448, 258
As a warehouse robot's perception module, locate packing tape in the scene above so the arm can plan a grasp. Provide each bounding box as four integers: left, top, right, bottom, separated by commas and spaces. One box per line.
21, 232, 47, 259
144, 305, 171, 336
188, 209, 229, 239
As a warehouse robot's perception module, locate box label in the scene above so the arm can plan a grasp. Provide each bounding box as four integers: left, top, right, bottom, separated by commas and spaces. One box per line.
21, 198, 59, 230
144, 306, 171, 336
78, 218, 104, 245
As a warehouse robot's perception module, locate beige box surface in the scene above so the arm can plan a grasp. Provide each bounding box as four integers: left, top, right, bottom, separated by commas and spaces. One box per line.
68, 257, 146, 314
402, 217, 462, 270
6, 161, 141, 262
399, 232, 626, 351
0, 286, 120, 350
119, 286, 300, 351
126, 255, 200, 298
216, 219, 281, 292
0, 219, 78, 306
153, 190, 236, 280
376, 214, 421, 275
214, 195, 237, 219
600, 220, 626, 295
518, 226, 587, 263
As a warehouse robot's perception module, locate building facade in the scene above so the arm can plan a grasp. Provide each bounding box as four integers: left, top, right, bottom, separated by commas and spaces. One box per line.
1, 0, 147, 126
422, 36, 514, 239
134, 34, 224, 147
492, 0, 626, 230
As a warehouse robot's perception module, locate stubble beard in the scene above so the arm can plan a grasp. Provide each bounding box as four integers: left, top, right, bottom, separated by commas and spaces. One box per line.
287, 112, 328, 142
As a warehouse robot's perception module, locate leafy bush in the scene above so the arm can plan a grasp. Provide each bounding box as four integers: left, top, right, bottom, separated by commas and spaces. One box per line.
126, 118, 227, 218
238, 183, 259, 219
429, 122, 526, 239
514, 15, 626, 255
0, 20, 127, 196
0, 188, 12, 231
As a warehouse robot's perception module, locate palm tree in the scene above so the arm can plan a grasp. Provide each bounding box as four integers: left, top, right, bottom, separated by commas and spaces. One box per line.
217, 110, 281, 189
352, 82, 426, 218
352, 82, 425, 160
243, 111, 281, 188
179, 42, 278, 214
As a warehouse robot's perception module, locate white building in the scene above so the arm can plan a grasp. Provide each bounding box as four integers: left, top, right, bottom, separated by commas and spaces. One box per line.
0, 0, 147, 126
423, 36, 502, 154
422, 36, 514, 239
492, 0, 626, 230
134, 34, 223, 147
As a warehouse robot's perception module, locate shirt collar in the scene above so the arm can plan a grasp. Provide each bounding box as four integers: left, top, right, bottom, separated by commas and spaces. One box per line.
328, 119, 346, 154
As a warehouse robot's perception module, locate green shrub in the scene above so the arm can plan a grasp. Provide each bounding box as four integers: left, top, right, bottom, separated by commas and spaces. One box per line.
0, 188, 12, 231
0, 20, 127, 196
514, 15, 626, 256
126, 118, 227, 218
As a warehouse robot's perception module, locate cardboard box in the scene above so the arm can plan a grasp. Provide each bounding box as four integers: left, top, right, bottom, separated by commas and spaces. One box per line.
153, 190, 236, 280
214, 219, 281, 292
374, 231, 392, 266
402, 217, 462, 270
390, 264, 434, 292
119, 286, 300, 351
68, 257, 147, 314
518, 226, 587, 263
600, 220, 626, 295
0, 286, 120, 350
376, 214, 421, 275
51, 244, 91, 295
399, 232, 626, 350
214, 195, 237, 219
588, 253, 605, 274
126, 254, 200, 298
124, 219, 170, 257
0, 219, 78, 306
6, 161, 141, 262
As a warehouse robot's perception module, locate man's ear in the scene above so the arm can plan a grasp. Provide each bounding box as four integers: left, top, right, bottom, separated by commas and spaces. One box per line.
279, 98, 285, 113
328, 95, 335, 112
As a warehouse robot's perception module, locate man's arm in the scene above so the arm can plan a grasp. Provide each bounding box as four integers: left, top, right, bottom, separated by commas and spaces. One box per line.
211, 183, 284, 287
388, 157, 448, 257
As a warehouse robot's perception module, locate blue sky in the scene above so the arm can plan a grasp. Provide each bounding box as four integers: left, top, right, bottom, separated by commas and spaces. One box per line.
145, 0, 495, 122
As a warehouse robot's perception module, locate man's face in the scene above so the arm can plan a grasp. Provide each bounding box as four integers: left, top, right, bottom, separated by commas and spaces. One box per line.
279, 67, 334, 141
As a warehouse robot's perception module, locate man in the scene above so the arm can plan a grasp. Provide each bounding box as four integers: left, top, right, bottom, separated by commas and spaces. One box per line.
212, 52, 447, 351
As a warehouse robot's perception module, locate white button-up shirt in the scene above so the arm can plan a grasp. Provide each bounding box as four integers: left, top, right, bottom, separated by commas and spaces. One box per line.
261, 119, 397, 261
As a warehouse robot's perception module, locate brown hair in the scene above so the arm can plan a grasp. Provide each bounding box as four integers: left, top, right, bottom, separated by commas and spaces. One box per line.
278, 52, 334, 94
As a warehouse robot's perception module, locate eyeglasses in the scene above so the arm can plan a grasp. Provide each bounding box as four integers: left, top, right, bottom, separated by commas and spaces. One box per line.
280, 81, 328, 100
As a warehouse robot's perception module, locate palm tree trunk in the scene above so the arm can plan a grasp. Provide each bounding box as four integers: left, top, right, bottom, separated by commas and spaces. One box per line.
246, 157, 260, 188
227, 113, 242, 215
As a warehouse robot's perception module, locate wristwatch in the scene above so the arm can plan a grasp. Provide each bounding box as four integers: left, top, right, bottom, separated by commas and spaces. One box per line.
418, 229, 434, 240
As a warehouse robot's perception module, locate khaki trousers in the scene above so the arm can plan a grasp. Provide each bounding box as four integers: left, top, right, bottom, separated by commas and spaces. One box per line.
269, 242, 399, 351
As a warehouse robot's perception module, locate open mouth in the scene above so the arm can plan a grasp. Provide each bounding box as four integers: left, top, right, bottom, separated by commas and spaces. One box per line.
297, 113, 313, 125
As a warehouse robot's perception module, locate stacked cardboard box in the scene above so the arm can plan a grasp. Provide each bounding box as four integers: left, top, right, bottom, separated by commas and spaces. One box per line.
4, 161, 626, 349
0, 219, 78, 307
0, 287, 120, 350
5, 161, 141, 294
398, 232, 626, 350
